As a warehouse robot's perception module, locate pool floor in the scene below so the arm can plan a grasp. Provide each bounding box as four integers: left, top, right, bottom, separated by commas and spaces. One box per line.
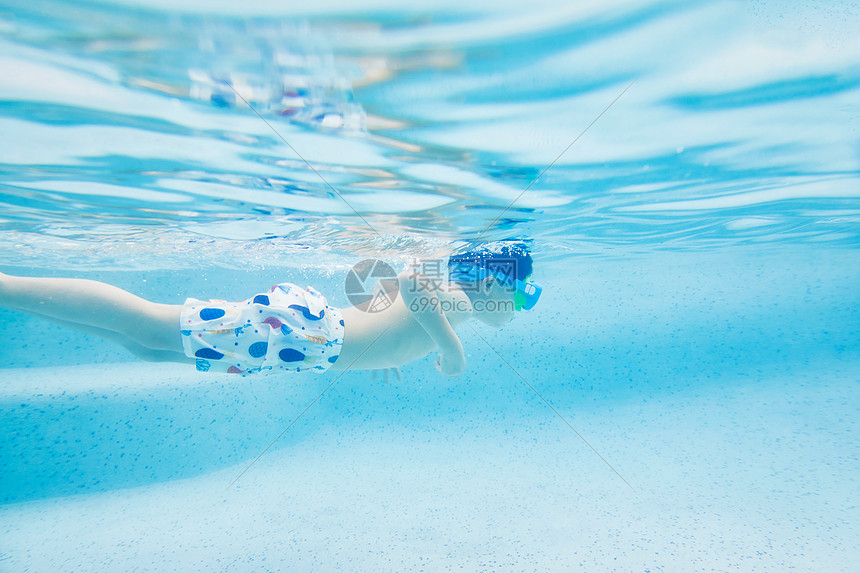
1, 359, 857, 572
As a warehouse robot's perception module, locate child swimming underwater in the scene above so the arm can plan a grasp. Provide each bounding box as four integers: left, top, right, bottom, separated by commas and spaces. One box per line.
0, 242, 540, 377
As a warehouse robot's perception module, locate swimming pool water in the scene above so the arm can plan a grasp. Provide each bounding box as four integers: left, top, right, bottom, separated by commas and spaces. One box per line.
1, 0, 858, 571
2, 0, 859, 267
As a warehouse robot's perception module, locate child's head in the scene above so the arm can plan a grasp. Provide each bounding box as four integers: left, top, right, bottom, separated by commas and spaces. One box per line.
448, 241, 540, 326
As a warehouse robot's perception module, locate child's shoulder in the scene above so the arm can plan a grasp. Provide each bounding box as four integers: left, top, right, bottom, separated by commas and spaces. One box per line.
436, 281, 473, 325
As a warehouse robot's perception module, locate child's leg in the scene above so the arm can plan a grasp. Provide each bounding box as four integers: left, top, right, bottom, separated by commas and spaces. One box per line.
28, 311, 192, 363
0, 272, 184, 354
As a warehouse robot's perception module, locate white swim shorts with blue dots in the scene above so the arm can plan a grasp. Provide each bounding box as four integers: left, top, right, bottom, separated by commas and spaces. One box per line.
180, 283, 345, 375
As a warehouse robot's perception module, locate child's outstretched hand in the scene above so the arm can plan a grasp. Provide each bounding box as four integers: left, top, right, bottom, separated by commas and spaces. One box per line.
434, 341, 466, 377
371, 367, 402, 384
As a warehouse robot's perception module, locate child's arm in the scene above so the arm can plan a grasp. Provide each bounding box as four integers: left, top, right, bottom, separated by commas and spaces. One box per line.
397, 269, 466, 376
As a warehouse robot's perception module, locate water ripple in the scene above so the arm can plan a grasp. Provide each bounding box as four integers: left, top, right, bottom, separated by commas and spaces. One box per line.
0, 0, 858, 269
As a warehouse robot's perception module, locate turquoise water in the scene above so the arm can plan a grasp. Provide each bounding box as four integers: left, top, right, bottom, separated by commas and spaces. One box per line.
1, 0, 859, 571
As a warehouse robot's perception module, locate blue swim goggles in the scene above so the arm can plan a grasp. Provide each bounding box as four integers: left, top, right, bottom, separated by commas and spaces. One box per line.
514, 276, 542, 311
451, 264, 542, 311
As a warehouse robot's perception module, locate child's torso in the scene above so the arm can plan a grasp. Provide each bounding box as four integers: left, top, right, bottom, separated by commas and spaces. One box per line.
332, 286, 469, 371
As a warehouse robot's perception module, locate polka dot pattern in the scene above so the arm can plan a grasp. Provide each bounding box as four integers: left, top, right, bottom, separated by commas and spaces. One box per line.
247, 341, 268, 358
288, 304, 324, 321
178, 283, 344, 376
195, 348, 224, 360
199, 308, 226, 321
279, 348, 305, 362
